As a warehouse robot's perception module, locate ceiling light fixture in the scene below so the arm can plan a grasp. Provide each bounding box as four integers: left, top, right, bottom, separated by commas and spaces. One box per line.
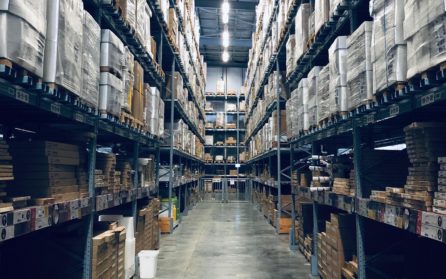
222, 50, 230, 62
222, 29, 230, 47
222, 13, 229, 24
221, 0, 230, 15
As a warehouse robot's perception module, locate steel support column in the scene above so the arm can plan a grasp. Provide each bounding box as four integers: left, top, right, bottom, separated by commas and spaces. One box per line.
276, 60, 282, 233
289, 144, 297, 250
310, 143, 319, 277
353, 121, 366, 279
83, 135, 97, 279
168, 59, 175, 232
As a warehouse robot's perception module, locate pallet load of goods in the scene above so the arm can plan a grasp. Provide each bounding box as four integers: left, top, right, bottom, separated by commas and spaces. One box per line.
8, 140, 88, 203
0, 140, 14, 212
285, 0, 446, 139
163, 119, 204, 160
95, 198, 160, 279
248, 109, 287, 159
317, 213, 356, 279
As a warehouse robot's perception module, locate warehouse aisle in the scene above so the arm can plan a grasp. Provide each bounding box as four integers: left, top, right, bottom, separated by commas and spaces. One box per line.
156, 202, 310, 279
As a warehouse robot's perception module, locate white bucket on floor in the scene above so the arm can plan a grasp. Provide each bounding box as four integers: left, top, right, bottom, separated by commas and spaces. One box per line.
138, 250, 160, 279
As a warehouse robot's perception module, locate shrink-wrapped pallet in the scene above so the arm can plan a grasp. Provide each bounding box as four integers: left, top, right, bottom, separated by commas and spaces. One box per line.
294, 3, 311, 62
329, 36, 348, 114
99, 72, 123, 117
317, 64, 330, 123
44, 0, 84, 96
0, 0, 47, 77
347, 21, 373, 111
286, 98, 294, 139
82, 11, 101, 109
100, 29, 126, 78
315, 0, 330, 36
307, 67, 320, 129
404, 0, 446, 79
136, 0, 152, 54
166, 71, 183, 98
158, 97, 164, 137
145, 87, 160, 136
126, 0, 136, 30
216, 112, 225, 128
122, 47, 135, 113
286, 35, 296, 76
308, 11, 315, 38
297, 78, 309, 133
370, 0, 406, 94
216, 79, 225, 94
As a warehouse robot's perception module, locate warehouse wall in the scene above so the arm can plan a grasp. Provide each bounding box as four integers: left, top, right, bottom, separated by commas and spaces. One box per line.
205, 67, 246, 94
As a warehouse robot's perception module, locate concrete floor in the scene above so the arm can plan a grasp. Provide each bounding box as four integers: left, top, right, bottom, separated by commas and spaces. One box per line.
156, 202, 310, 279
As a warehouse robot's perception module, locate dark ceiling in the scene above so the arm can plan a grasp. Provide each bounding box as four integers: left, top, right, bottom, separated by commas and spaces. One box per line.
196, 0, 258, 67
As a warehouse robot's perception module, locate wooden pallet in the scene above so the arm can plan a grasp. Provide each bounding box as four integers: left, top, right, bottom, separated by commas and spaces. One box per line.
349, 99, 374, 117
214, 160, 224, 164
373, 82, 407, 105
43, 82, 98, 115
120, 111, 145, 131
0, 58, 43, 89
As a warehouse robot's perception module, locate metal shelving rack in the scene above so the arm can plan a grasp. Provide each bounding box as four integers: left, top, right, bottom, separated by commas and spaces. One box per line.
148, 0, 206, 231
243, 0, 299, 233
203, 69, 247, 202
282, 0, 446, 279
0, 0, 206, 277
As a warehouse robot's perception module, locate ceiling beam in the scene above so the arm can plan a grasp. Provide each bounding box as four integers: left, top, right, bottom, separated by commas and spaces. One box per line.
195, 0, 258, 10
200, 37, 252, 48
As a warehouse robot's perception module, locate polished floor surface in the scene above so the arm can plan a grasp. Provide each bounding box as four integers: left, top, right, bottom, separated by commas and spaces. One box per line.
156, 202, 310, 279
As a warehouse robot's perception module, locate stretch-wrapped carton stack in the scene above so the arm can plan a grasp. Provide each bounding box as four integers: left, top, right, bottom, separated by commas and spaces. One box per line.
307, 67, 320, 129
0, 0, 47, 77
82, 11, 101, 108
44, 0, 84, 96
329, 36, 348, 115
294, 4, 311, 62
135, 0, 152, 55
404, 0, 446, 80
286, 35, 296, 76
100, 30, 125, 118
316, 64, 330, 124
347, 21, 373, 111
122, 48, 135, 113
370, 0, 406, 95
315, 0, 330, 36
297, 78, 308, 133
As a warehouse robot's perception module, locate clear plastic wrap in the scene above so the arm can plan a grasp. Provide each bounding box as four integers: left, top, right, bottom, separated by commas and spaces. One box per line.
329, 36, 348, 114
216, 112, 225, 128
82, 11, 100, 108
371, 0, 406, 94
145, 87, 161, 136
308, 11, 315, 37
297, 78, 308, 132
307, 67, 320, 128
122, 47, 134, 112
99, 72, 123, 117
347, 21, 373, 111
44, 0, 84, 96
126, 0, 136, 30
315, 0, 329, 35
404, 0, 446, 79
317, 64, 330, 123
286, 35, 296, 76
100, 29, 125, 78
0, 0, 47, 76
294, 3, 311, 62
0, 13, 46, 77
166, 72, 183, 98
286, 98, 294, 138
136, 0, 151, 52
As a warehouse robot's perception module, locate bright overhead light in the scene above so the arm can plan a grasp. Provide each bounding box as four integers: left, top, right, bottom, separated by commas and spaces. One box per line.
222, 13, 229, 24
222, 50, 230, 62
222, 29, 230, 47
221, 0, 230, 14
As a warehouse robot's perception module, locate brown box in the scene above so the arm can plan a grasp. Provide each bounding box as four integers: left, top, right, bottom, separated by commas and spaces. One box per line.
229, 170, 238, 176
151, 37, 157, 58
133, 61, 144, 93
132, 89, 144, 122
